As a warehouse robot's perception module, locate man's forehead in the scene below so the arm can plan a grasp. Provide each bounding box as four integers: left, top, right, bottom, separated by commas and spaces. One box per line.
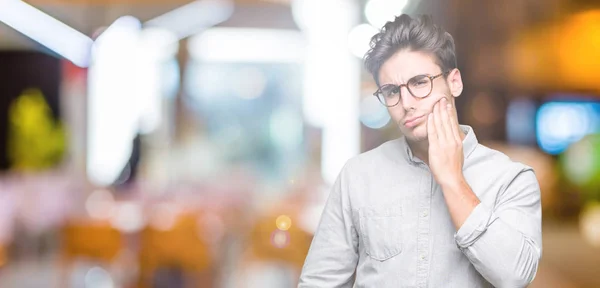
384, 51, 438, 73
380, 55, 441, 84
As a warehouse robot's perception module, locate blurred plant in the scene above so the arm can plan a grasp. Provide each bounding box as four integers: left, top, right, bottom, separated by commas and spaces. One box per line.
560, 134, 600, 202
7, 88, 66, 171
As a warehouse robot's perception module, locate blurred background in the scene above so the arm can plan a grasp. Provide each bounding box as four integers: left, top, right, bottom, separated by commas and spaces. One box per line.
0, 0, 599, 287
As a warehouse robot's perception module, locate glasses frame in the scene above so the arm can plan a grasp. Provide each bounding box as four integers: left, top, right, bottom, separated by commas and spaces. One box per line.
373, 71, 449, 107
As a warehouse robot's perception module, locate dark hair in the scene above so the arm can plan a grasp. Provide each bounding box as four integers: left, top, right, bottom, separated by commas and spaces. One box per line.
364, 14, 457, 86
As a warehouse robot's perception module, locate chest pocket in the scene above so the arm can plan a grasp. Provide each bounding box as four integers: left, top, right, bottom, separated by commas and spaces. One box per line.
359, 203, 403, 261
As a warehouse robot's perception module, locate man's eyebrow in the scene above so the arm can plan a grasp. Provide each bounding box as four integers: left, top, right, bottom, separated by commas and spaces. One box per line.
380, 73, 428, 86
409, 73, 429, 79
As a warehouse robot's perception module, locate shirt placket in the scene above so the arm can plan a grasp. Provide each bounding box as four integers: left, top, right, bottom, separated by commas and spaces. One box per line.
416, 169, 432, 288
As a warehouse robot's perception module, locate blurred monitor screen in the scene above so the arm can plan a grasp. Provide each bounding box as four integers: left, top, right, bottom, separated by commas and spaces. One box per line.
506, 98, 538, 146
535, 96, 600, 155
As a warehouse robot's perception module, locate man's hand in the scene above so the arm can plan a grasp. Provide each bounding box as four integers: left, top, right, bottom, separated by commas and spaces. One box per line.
426, 97, 464, 187
427, 97, 479, 229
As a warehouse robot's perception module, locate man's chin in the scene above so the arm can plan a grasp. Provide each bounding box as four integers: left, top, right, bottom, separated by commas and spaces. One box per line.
400, 126, 428, 142
406, 133, 428, 143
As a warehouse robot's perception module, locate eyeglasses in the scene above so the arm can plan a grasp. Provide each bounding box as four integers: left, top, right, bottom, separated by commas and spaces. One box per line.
373, 71, 449, 107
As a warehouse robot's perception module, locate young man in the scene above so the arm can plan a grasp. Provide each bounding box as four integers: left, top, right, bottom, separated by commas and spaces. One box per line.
298, 14, 542, 288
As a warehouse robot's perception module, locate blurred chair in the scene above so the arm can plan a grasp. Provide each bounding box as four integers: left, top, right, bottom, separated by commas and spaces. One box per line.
249, 213, 312, 269
62, 221, 123, 261
138, 212, 214, 288
236, 208, 312, 288
60, 221, 124, 287
0, 243, 7, 268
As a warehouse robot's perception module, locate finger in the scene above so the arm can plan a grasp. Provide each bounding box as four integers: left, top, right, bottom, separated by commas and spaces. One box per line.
440, 98, 457, 142
446, 98, 462, 142
433, 101, 446, 141
427, 112, 437, 145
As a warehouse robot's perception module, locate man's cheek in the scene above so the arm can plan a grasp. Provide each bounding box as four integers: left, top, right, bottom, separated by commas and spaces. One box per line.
424, 93, 448, 110
430, 90, 452, 101
427, 92, 445, 101
387, 107, 403, 119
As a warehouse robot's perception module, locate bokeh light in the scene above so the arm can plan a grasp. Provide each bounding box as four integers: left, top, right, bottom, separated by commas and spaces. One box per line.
109, 202, 145, 233
84, 266, 115, 288
580, 202, 600, 248
360, 95, 391, 129
347, 24, 379, 59
276, 215, 292, 231
469, 92, 501, 126
271, 230, 290, 248
365, 0, 409, 29
536, 101, 599, 155
85, 189, 115, 220
562, 134, 600, 189
149, 202, 179, 231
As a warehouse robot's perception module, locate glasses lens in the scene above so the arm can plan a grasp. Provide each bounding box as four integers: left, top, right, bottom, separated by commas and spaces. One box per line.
378, 84, 400, 106
407, 75, 432, 98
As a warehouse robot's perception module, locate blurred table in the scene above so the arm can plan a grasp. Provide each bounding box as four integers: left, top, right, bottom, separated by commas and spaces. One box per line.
530, 221, 600, 288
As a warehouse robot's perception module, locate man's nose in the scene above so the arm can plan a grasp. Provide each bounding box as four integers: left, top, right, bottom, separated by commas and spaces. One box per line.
399, 86, 417, 111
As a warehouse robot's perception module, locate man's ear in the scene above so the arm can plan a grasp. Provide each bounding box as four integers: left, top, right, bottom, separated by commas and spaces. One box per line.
447, 68, 463, 97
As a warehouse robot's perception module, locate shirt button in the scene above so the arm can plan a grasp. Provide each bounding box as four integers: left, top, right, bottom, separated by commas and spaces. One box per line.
420, 254, 426, 260
422, 211, 428, 217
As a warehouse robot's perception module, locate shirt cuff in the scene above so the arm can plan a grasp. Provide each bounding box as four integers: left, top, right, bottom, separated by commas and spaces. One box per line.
454, 203, 496, 249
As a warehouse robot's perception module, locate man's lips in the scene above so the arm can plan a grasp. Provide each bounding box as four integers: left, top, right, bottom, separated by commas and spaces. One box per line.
404, 115, 425, 127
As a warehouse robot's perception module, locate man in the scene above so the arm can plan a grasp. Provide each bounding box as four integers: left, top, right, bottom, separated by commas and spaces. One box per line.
298, 14, 542, 288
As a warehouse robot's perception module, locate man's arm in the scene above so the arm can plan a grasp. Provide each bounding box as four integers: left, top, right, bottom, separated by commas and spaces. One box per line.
444, 167, 542, 288
298, 166, 359, 288
427, 99, 542, 287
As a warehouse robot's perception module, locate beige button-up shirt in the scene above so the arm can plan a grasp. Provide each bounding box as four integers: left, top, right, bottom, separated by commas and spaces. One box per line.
299, 125, 542, 288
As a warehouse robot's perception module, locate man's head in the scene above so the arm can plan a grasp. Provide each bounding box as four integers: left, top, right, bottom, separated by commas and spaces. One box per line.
364, 14, 463, 143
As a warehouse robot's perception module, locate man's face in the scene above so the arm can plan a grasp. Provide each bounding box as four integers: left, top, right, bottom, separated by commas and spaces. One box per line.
377, 50, 463, 143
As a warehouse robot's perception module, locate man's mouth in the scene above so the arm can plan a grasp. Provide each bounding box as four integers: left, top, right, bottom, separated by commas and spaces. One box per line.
404, 115, 425, 127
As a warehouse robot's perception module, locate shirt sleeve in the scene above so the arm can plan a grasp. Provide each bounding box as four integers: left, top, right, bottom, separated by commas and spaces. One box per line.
454, 166, 542, 288
298, 164, 359, 288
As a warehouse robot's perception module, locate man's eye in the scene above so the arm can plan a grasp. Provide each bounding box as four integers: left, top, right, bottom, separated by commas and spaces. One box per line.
410, 77, 429, 88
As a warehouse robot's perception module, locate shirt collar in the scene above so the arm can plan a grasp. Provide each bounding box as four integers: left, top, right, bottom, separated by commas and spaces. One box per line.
401, 125, 478, 165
